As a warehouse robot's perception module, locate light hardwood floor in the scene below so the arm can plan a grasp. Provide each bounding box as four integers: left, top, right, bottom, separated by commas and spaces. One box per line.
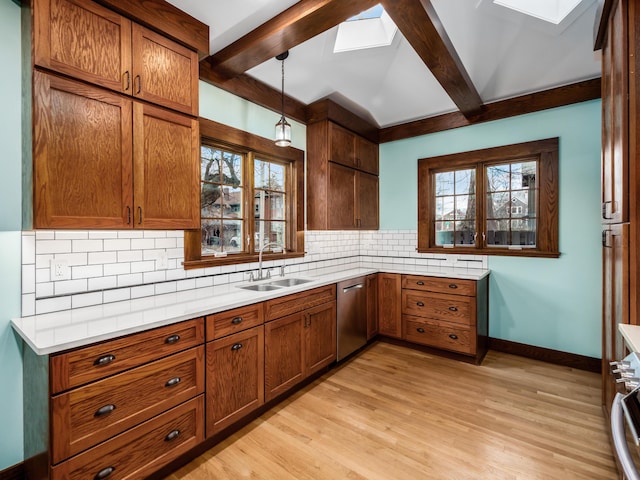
166, 342, 617, 480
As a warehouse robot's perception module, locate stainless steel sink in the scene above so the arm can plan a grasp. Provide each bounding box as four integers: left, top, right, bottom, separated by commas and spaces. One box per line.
238, 284, 282, 292
268, 278, 312, 287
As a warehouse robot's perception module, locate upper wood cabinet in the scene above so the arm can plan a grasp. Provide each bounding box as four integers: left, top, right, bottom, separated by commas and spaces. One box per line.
34, 72, 199, 229
308, 120, 379, 230
34, 0, 199, 116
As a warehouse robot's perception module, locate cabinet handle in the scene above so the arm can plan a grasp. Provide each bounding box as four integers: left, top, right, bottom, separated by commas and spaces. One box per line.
165, 429, 180, 442
138, 206, 143, 225
231, 317, 243, 325
449, 334, 458, 340
416, 281, 424, 286
126, 206, 131, 225
165, 334, 180, 344
231, 343, 243, 351
165, 377, 181, 387
416, 327, 425, 333
124, 70, 130, 91
94, 467, 115, 480
94, 404, 116, 417
602, 201, 612, 220
135, 74, 141, 94
416, 301, 424, 307
448, 306, 458, 312
94, 354, 115, 367
448, 284, 458, 289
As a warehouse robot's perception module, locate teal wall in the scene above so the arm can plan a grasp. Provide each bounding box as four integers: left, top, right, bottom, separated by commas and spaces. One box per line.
380, 100, 602, 357
0, 0, 24, 470
199, 81, 307, 151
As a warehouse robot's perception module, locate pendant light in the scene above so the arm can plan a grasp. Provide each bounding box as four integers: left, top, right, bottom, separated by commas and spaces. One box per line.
274, 51, 291, 147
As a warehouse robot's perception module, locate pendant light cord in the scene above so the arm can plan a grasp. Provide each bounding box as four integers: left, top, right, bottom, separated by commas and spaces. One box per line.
281, 56, 285, 121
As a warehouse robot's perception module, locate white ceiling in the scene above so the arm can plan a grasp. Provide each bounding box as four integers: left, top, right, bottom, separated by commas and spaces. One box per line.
167, 0, 601, 128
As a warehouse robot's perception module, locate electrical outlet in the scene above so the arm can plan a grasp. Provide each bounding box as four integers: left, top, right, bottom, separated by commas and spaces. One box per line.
157, 250, 169, 270
50, 259, 70, 280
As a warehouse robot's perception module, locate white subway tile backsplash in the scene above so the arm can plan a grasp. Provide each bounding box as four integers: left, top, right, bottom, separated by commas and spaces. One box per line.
88, 276, 117, 291
88, 231, 118, 239
177, 279, 195, 291
131, 260, 155, 273
72, 265, 103, 279
22, 265, 35, 294
22, 233, 36, 265
144, 231, 167, 238
104, 263, 130, 276
38, 240, 72, 254
72, 239, 103, 252
195, 276, 213, 288
117, 230, 144, 239
155, 281, 177, 294
118, 250, 143, 263
88, 251, 117, 265
22, 293, 36, 317
55, 231, 89, 240
131, 284, 155, 299
36, 295, 71, 314
143, 271, 166, 283
35, 268, 50, 283
35, 231, 55, 240
54, 279, 88, 295
132, 238, 155, 250
155, 237, 177, 249
117, 273, 143, 287
103, 288, 131, 303
104, 239, 131, 251
72, 292, 103, 309
166, 268, 187, 281
36, 282, 54, 297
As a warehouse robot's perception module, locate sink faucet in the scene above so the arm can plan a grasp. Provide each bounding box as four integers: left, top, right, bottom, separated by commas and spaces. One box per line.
254, 242, 283, 281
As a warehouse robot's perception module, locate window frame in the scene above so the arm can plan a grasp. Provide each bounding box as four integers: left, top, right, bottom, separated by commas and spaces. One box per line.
417, 138, 559, 258
183, 117, 305, 269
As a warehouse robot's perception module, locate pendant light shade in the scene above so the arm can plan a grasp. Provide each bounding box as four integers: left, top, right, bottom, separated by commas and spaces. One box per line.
275, 51, 291, 147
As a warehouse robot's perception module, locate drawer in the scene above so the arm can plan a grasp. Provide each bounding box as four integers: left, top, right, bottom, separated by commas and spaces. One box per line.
50, 318, 205, 394
206, 303, 263, 341
404, 316, 475, 355
264, 284, 336, 321
402, 275, 476, 297
402, 291, 474, 325
51, 346, 204, 463
52, 395, 204, 480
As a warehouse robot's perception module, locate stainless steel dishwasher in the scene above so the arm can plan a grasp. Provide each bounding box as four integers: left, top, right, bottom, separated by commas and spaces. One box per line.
336, 276, 367, 361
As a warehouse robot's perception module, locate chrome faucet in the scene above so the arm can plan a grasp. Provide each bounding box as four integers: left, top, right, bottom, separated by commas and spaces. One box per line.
254, 242, 283, 281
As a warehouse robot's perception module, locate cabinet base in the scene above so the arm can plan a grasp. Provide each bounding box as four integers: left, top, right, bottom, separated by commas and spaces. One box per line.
378, 336, 487, 365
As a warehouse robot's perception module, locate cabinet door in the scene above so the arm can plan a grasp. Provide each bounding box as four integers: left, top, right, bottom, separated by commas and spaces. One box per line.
356, 136, 379, 175
357, 171, 379, 229
328, 122, 357, 168
305, 301, 336, 376
366, 274, 379, 340
34, 0, 132, 94
601, 0, 628, 224
33, 72, 133, 228
378, 273, 402, 338
133, 102, 200, 229
206, 326, 264, 436
602, 223, 629, 412
264, 314, 305, 401
132, 24, 199, 116
328, 162, 357, 229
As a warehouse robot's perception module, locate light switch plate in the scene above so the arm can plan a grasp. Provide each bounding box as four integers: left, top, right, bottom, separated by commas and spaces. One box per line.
50, 259, 70, 280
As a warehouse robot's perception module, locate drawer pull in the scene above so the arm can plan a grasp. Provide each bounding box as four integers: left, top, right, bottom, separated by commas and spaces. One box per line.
165, 377, 181, 387
94, 354, 115, 367
448, 306, 458, 312
416, 301, 424, 307
165, 334, 180, 344
416, 281, 425, 286
416, 327, 425, 333
449, 334, 458, 340
165, 429, 181, 442
94, 404, 116, 417
94, 467, 115, 480
231, 343, 243, 351
448, 284, 458, 289
231, 317, 243, 325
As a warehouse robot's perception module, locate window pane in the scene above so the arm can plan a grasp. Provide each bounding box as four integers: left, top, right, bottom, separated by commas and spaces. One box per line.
486, 164, 510, 193
201, 184, 222, 217
254, 160, 270, 190
255, 221, 285, 248
221, 187, 242, 218
221, 151, 242, 186
454, 169, 475, 195
511, 161, 537, 189
435, 221, 453, 246
455, 195, 475, 220
486, 192, 510, 219
254, 190, 267, 221
436, 196, 454, 220
201, 219, 222, 254
201, 147, 220, 181
269, 163, 285, 191
435, 171, 454, 196
454, 221, 475, 245
269, 192, 285, 220
222, 220, 243, 252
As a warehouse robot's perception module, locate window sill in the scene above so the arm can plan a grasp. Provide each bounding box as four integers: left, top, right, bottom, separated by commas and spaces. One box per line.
183, 251, 305, 270
417, 247, 560, 259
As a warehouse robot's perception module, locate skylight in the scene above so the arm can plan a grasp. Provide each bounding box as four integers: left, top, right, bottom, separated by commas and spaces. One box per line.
334, 4, 397, 53
493, 0, 583, 24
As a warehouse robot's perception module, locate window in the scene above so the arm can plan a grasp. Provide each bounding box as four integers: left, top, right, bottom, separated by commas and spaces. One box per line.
418, 138, 559, 258
183, 118, 304, 269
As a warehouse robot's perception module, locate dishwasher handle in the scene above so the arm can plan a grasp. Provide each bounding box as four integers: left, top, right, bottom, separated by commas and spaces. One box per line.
342, 283, 364, 293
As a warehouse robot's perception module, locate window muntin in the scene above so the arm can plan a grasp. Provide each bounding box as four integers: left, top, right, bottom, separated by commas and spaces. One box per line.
200, 145, 244, 255
485, 160, 538, 248
417, 138, 559, 258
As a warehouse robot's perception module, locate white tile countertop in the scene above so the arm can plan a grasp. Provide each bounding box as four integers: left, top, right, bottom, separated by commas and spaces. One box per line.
620, 324, 640, 352
12, 263, 489, 356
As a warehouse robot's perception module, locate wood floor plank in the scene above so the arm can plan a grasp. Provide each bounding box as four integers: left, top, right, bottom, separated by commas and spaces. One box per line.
165, 343, 617, 480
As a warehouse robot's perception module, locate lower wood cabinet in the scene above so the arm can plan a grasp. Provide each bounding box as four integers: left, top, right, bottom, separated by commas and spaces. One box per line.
378, 273, 402, 338
366, 274, 378, 340
206, 325, 264, 436
264, 286, 337, 401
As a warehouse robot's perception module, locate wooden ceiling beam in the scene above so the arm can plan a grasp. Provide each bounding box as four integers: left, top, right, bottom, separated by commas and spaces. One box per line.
379, 78, 601, 143
380, 0, 483, 118
204, 0, 378, 81
199, 61, 308, 124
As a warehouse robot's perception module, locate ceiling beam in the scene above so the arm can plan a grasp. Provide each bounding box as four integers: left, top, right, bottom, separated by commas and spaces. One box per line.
204, 0, 378, 81
380, 0, 483, 117
199, 60, 308, 124
379, 78, 601, 143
